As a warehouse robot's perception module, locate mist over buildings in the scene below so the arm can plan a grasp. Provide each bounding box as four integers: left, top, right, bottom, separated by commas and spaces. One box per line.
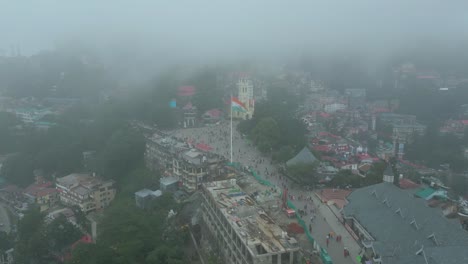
1, 1, 468, 81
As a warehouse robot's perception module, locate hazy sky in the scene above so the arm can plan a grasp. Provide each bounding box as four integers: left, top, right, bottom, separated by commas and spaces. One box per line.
1, 1, 468, 61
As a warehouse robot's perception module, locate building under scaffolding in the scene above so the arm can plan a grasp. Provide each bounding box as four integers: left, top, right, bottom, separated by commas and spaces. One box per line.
201, 180, 300, 264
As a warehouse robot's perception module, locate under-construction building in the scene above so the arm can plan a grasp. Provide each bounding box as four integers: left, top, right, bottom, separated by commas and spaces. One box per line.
201, 180, 300, 264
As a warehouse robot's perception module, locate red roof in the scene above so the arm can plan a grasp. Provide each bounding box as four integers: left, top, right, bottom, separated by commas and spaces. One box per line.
313, 145, 331, 152
461, 120, 468, 125
398, 158, 426, 169
24, 181, 57, 197
195, 143, 213, 152
357, 153, 373, 161
399, 178, 420, 189
204, 109, 222, 118
319, 112, 331, 118
71, 235, 93, 250
36, 188, 58, 197
178, 86, 196, 97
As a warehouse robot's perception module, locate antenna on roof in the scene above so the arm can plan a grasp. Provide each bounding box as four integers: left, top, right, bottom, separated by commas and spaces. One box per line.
382, 197, 390, 208
427, 233, 439, 246
415, 245, 429, 264
395, 208, 404, 218
371, 189, 378, 198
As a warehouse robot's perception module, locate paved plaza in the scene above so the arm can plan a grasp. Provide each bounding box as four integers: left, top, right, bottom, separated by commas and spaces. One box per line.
170, 121, 361, 264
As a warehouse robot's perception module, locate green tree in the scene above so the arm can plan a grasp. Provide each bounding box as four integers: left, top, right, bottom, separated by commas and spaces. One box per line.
190, 68, 223, 114
362, 161, 385, 186
68, 243, 120, 264
15, 208, 51, 263
1, 153, 35, 187
98, 127, 145, 180
0, 231, 13, 252
45, 215, 83, 252
329, 170, 362, 188
251, 117, 280, 153
0, 112, 19, 154
146, 246, 184, 264
451, 174, 468, 196
272, 146, 295, 163
287, 163, 317, 184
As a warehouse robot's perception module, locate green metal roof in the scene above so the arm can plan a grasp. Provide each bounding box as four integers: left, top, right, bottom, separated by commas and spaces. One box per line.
415, 187, 436, 199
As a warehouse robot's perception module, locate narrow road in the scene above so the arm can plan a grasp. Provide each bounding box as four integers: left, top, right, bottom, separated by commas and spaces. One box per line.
171, 121, 360, 263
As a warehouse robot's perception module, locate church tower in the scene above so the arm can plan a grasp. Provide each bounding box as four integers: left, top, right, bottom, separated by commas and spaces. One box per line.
235, 76, 255, 119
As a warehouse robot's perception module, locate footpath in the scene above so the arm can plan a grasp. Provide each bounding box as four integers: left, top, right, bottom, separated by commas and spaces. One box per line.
311, 194, 361, 264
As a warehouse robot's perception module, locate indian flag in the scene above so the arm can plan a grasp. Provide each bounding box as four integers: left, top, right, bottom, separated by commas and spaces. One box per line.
231, 97, 247, 112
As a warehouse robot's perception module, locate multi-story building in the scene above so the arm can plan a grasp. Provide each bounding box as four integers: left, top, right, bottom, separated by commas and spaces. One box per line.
392, 124, 426, 143
343, 182, 468, 264
234, 77, 255, 120
145, 132, 188, 171
379, 113, 417, 126
201, 180, 300, 264
310, 80, 325, 93
174, 149, 225, 192
23, 182, 58, 212
145, 131, 225, 192
324, 103, 346, 113
182, 102, 197, 128
56, 173, 116, 213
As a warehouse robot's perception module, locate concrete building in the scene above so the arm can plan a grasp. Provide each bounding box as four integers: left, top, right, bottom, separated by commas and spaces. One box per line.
174, 149, 225, 192
310, 79, 325, 93
145, 132, 188, 171
182, 102, 196, 128
160, 177, 179, 192
379, 113, 417, 126
234, 77, 255, 120
343, 182, 468, 264
201, 180, 300, 264
324, 103, 346, 113
23, 182, 58, 212
56, 173, 116, 213
135, 189, 162, 209
144, 131, 226, 192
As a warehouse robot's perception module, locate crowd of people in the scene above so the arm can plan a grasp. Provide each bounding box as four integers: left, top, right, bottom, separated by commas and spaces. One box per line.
171, 121, 356, 263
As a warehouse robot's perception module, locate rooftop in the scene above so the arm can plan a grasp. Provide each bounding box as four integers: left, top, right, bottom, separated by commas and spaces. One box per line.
24, 182, 58, 198
203, 180, 299, 256
343, 182, 468, 264
56, 173, 113, 191
286, 147, 317, 167
135, 189, 162, 198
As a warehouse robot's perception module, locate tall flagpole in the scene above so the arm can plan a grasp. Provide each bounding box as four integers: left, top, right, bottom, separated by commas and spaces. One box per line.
230, 94, 233, 163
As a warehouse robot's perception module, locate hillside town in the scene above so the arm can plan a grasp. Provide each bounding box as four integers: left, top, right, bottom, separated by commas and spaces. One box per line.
1, 62, 468, 263
1, 2, 468, 264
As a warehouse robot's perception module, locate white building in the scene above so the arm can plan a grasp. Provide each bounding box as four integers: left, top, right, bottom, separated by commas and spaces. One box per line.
324, 103, 346, 113
56, 173, 116, 213
201, 180, 300, 264
310, 80, 325, 92
234, 77, 255, 120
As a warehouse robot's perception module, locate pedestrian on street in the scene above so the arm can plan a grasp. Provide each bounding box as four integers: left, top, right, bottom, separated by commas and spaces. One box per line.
326, 237, 329, 247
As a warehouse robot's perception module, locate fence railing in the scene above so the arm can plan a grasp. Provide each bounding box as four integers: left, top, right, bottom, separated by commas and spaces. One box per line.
226, 162, 333, 263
